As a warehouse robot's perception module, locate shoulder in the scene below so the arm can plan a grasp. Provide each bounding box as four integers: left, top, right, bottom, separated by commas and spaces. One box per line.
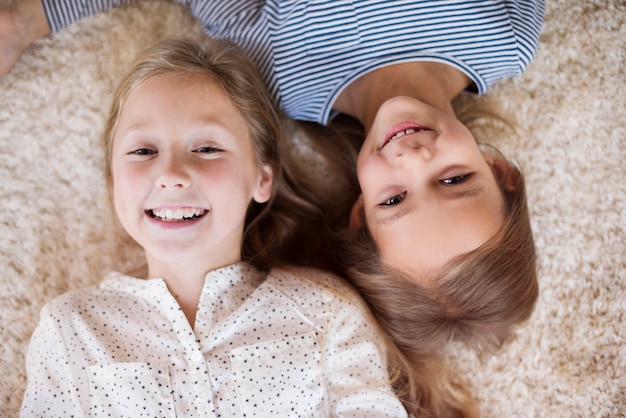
42, 286, 104, 313
503, 0, 546, 58
503, 0, 546, 24
268, 266, 357, 294
35, 286, 106, 332
264, 267, 390, 362
40, 272, 143, 318
265, 266, 369, 311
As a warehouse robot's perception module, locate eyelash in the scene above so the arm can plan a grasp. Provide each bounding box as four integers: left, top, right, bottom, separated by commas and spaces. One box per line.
381, 192, 406, 206
195, 146, 221, 153
440, 173, 472, 185
127, 146, 222, 155
381, 174, 472, 206
129, 148, 155, 155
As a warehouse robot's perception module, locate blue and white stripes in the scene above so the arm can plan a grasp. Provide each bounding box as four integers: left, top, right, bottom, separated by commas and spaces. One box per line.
43, 0, 545, 124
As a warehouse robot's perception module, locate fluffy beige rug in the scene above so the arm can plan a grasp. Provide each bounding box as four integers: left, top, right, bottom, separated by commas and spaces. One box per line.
1, 1, 624, 416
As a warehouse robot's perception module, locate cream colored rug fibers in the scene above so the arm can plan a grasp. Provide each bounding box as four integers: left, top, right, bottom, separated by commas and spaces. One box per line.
0, 1, 624, 416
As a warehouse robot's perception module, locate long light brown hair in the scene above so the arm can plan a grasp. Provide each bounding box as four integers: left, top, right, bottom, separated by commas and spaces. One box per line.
325, 113, 537, 416
102, 38, 320, 270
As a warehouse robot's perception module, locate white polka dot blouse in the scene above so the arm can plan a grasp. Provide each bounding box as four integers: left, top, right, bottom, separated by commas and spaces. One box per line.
21, 262, 407, 417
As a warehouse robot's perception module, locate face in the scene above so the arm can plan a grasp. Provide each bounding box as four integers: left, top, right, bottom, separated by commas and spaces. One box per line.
111, 74, 272, 277
355, 96, 505, 284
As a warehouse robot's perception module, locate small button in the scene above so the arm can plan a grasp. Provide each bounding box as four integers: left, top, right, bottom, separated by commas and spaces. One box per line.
198, 384, 212, 399
190, 351, 203, 363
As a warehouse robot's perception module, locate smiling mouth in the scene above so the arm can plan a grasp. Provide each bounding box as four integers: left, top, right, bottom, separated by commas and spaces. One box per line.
382, 124, 433, 149
149, 207, 207, 222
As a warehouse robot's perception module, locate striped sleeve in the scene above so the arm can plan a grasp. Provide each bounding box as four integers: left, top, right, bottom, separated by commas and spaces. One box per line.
41, 0, 262, 33
505, 0, 546, 70
42, 0, 136, 32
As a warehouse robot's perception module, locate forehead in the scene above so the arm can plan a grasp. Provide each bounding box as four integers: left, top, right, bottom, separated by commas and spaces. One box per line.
126, 72, 223, 103
110, 73, 256, 154
117, 73, 246, 128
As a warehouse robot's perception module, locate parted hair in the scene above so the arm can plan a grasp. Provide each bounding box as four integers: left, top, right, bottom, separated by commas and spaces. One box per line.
102, 38, 318, 270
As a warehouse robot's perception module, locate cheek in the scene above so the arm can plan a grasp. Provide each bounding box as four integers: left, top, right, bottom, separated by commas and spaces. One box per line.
112, 182, 130, 221
356, 156, 385, 197
356, 153, 371, 184
111, 167, 139, 217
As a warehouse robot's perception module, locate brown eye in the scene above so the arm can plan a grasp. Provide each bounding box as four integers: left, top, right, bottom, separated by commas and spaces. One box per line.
381, 192, 406, 206
441, 174, 471, 185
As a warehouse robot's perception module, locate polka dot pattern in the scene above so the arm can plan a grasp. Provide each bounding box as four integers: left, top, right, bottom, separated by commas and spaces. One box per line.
21, 263, 406, 417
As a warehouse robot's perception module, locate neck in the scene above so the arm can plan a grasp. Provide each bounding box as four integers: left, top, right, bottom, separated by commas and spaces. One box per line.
334, 61, 471, 132
146, 256, 240, 328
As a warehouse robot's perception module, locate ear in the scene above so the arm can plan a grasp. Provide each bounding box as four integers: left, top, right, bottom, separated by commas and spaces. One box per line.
483, 153, 519, 193
253, 164, 273, 203
348, 195, 366, 231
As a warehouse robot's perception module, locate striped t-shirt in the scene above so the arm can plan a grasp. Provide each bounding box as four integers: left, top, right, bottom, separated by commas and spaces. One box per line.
43, 0, 545, 124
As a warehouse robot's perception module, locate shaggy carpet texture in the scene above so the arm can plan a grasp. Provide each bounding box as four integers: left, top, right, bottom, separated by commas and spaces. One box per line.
0, 1, 624, 416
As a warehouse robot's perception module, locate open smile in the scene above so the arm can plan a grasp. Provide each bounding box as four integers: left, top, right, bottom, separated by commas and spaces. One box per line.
382, 122, 433, 149
148, 207, 208, 222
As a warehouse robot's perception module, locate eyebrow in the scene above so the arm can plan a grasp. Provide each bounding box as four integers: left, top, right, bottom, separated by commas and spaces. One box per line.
445, 185, 484, 200
377, 185, 485, 225
117, 122, 152, 139
119, 117, 231, 138
378, 204, 413, 224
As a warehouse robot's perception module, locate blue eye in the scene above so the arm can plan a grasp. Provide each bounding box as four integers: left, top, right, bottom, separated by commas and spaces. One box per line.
441, 174, 471, 185
381, 192, 406, 206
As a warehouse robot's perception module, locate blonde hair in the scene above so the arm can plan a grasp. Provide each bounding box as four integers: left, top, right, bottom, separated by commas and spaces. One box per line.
328, 119, 537, 416
102, 38, 317, 270
341, 163, 535, 410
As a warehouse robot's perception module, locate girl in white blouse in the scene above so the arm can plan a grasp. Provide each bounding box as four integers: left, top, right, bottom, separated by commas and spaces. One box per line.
20, 38, 407, 417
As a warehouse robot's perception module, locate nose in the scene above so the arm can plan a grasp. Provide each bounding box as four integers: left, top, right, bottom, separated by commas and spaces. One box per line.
386, 143, 438, 187
393, 142, 434, 163
386, 130, 436, 162
155, 156, 191, 189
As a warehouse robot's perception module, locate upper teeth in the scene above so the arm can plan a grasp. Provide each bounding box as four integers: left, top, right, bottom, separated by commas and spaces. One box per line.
152, 207, 205, 221
390, 128, 420, 141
